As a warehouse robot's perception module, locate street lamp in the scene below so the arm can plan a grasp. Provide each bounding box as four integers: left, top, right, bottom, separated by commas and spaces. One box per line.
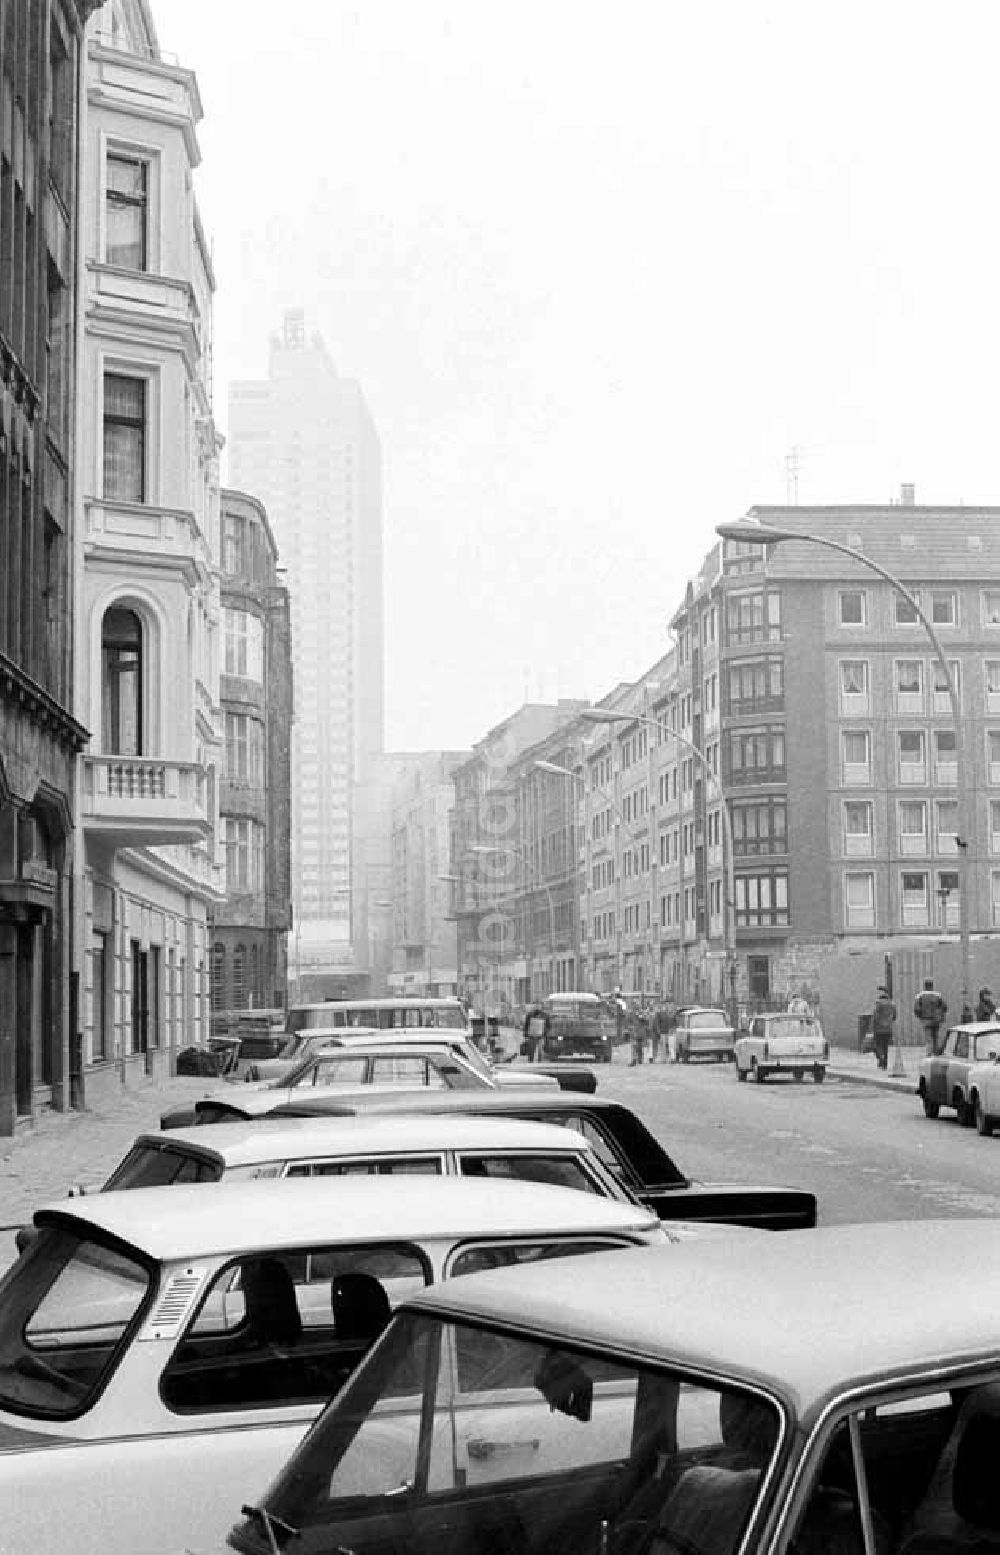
716, 517, 972, 1022
579, 708, 738, 1024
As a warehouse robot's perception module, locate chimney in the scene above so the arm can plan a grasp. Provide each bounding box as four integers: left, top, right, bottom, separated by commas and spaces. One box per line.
900, 483, 915, 506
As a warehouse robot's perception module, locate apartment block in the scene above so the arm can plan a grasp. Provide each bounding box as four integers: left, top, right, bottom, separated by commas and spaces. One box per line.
0, 0, 97, 1131
211, 489, 292, 1015
75, 0, 224, 1100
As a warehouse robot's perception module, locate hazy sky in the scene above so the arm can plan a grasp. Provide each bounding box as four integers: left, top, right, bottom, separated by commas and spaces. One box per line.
159, 2, 1000, 752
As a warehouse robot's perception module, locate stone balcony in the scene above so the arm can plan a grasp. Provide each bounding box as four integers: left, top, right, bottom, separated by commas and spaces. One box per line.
81, 755, 212, 847
85, 498, 209, 574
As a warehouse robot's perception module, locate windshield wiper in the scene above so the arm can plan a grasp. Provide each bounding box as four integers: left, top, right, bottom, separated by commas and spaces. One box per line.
240, 1503, 298, 1554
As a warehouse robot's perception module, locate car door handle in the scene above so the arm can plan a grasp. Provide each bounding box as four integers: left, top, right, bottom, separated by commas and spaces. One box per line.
467, 1437, 540, 1461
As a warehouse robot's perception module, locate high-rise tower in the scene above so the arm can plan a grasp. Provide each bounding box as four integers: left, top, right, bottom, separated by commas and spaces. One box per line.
228, 313, 384, 990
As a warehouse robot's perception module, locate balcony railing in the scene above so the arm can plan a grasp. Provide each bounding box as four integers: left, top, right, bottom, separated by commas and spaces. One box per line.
82, 755, 212, 847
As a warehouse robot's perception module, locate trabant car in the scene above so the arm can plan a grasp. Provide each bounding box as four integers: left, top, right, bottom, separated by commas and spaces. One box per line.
271, 1090, 818, 1230
226, 1221, 1000, 1555
734, 1012, 829, 1084
161, 1036, 563, 1130
961, 1047, 1000, 1136
673, 1005, 736, 1063
0, 1176, 668, 1555
917, 1020, 1000, 1124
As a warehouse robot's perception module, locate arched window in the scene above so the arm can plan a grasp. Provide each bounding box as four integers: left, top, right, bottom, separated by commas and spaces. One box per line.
233, 944, 247, 1011
211, 942, 226, 1011
102, 606, 143, 754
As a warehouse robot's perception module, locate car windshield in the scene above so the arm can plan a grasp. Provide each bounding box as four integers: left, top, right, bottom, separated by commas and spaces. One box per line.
104, 1143, 223, 1189
766, 1017, 821, 1039
231, 1311, 780, 1555
688, 1011, 727, 1030
0, 1223, 151, 1419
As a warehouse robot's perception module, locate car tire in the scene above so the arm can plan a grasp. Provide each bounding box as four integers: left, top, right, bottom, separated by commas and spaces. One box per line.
920, 1089, 939, 1119
793, 1069, 804, 1083
752, 1057, 765, 1084
975, 1095, 994, 1137
736, 1062, 747, 1083
814, 1066, 825, 1084
955, 1090, 974, 1127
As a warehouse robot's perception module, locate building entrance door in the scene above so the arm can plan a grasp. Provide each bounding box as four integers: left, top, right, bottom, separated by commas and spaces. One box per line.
131, 941, 149, 1061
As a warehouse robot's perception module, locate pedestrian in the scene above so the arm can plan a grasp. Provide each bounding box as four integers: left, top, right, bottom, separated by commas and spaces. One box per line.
913, 978, 947, 1057
976, 987, 996, 1023
522, 1004, 548, 1063
872, 985, 896, 1071
628, 1005, 645, 1067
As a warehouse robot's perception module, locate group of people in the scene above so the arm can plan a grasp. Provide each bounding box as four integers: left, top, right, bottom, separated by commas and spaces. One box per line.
871, 978, 997, 1069
617, 999, 679, 1066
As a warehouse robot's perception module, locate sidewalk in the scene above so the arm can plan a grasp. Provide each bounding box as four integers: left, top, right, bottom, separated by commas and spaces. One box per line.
825, 1043, 918, 1094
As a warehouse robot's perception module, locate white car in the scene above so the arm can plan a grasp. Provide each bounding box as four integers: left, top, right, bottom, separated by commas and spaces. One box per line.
734, 1012, 829, 1084
0, 1176, 667, 1555
964, 1047, 1000, 1135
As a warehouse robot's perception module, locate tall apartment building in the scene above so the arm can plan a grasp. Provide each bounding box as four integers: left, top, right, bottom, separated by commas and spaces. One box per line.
228, 312, 384, 991
212, 490, 292, 1015
75, 0, 224, 1101
0, 0, 98, 1131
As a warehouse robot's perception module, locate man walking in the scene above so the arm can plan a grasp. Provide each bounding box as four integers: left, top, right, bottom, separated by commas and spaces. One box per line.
872, 985, 896, 1071
913, 978, 947, 1057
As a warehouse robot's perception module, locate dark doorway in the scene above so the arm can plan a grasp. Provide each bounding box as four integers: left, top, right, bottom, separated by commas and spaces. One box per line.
15, 924, 33, 1116
131, 940, 149, 1063
748, 955, 770, 1003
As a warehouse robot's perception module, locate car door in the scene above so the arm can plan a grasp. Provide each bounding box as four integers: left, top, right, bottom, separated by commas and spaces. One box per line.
926, 1033, 953, 1104
945, 1030, 970, 1106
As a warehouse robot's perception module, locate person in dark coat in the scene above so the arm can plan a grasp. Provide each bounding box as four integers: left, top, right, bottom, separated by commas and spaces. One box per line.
975, 987, 997, 1023
913, 978, 947, 1056
872, 985, 896, 1071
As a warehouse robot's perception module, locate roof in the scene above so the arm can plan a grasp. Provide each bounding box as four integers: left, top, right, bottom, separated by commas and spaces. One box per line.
37, 1177, 659, 1263
289, 998, 464, 1012
135, 1113, 592, 1168
271, 1089, 624, 1120
407, 1222, 1000, 1416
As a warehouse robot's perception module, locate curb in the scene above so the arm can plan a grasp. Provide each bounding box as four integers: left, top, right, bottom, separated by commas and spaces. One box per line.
826, 1062, 915, 1095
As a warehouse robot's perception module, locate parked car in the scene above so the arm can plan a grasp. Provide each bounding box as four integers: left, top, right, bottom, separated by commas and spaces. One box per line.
536, 992, 615, 1063
160, 1036, 567, 1130
0, 1176, 669, 1555
673, 1005, 736, 1063
270, 1089, 818, 1230
734, 1011, 829, 1084
230, 1220, 1000, 1555
252, 1027, 592, 1092
80, 1114, 633, 1198
917, 1020, 1000, 1123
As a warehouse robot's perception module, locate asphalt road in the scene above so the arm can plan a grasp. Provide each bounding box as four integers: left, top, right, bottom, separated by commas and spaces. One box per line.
599, 1058, 1000, 1225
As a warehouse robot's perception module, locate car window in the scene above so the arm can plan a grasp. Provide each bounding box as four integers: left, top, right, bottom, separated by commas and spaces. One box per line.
0, 1226, 151, 1419
161, 1243, 429, 1414
457, 1152, 603, 1194
436, 1058, 482, 1090
104, 1143, 222, 1189
954, 1033, 969, 1060
689, 1011, 727, 1030
370, 1056, 448, 1088
310, 1057, 369, 1087
285, 1156, 444, 1179
973, 1033, 1000, 1061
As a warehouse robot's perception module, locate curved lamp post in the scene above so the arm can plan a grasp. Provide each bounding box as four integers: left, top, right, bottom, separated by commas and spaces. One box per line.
579, 708, 738, 1026
716, 518, 972, 1025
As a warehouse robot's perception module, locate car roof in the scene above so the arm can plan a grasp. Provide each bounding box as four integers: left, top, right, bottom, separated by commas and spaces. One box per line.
545, 993, 602, 1003
270, 1089, 622, 1119
133, 1113, 591, 1167
37, 1177, 658, 1261
407, 1221, 1000, 1410
285, 1036, 471, 1054
290, 998, 464, 1012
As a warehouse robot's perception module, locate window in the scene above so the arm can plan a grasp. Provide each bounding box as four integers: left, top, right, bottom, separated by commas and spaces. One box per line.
725, 591, 781, 645
726, 659, 783, 714
211, 942, 226, 1010
225, 819, 265, 893
732, 799, 787, 857
898, 731, 926, 785
992, 801, 1000, 855
840, 660, 869, 712
901, 870, 930, 927
936, 800, 959, 855
839, 590, 866, 626
992, 871, 1000, 927
728, 729, 785, 784
843, 800, 873, 856
106, 154, 148, 269
934, 729, 958, 784
225, 714, 265, 786
103, 374, 146, 502
223, 514, 246, 575
92, 932, 110, 1062
101, 606, 143, 755
987, 663, 1000, 713
845, 871, 875, 928
931, 660, 960, 712
898, 800, 927, 855
895, 660, 923, 710
224, 609, 264, 680
930, 590, 957, 626
895, 590, 920, 625
984, 590, 1000, 628
936, 870, 960, 928
734, 871, 789, 928
842, 730, 871, 785
989, 731, 1000, 785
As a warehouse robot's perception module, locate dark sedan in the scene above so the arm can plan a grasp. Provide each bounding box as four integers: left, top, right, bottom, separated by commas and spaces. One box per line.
268, 1089, 817, 1231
